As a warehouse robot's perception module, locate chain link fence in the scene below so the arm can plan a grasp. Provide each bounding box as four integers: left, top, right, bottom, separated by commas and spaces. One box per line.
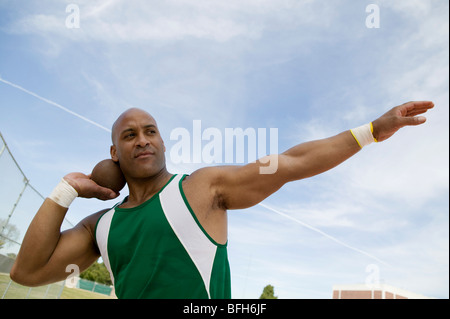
0, 272, 115, 299
1, 274, 66, 299
0, 131, 94, 299
0, 131, 75, 266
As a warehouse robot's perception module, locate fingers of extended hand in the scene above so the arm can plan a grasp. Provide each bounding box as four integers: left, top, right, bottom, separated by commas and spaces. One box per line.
394, 112, 426, 126
373, 101, 433, 142
402, 101, 435, 115
406, 116, 427, 126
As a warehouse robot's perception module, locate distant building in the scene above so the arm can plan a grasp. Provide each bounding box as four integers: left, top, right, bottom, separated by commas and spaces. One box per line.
332, 284, 433, 299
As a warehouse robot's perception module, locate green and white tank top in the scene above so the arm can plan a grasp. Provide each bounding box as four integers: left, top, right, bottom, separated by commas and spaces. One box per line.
95, 174, 231, 299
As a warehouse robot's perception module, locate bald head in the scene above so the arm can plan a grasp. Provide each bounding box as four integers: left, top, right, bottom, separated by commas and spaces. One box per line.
111, 108, 157, 145
110, 107, 166, 179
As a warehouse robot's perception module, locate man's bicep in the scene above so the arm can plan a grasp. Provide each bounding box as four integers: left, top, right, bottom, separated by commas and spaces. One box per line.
213, 155, 291, 210
39, 217, 100, 284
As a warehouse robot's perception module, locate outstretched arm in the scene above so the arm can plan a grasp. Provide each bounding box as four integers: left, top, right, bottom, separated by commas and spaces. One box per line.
204, 101, 434, 210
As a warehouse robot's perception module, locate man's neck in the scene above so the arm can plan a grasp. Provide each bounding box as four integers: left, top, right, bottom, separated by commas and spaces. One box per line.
122, 168, 173, 208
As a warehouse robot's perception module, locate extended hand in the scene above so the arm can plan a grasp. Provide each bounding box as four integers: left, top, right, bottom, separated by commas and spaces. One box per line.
372, 101, 434, 142
63, 172, 119, 201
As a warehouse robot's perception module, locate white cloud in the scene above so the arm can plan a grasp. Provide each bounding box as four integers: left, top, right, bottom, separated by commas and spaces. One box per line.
7, 1, 258, 43
6, 0, 345, 45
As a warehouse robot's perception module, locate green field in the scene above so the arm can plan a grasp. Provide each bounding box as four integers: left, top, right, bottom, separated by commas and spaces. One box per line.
0, 273, 115, 299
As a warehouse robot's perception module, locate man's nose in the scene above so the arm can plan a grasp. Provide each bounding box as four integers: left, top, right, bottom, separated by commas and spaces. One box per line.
136, 133, 150, 147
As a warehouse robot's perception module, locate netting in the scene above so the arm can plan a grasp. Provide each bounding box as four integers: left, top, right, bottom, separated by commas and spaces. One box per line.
1, 275, 65, 299
0, 131, 74, 267
0, 132, 117, 299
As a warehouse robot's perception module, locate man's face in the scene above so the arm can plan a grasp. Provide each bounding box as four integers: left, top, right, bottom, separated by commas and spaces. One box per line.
110, 108, 166, 180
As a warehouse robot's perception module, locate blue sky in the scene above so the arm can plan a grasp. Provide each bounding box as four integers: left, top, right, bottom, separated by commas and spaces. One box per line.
0, 0, 448, 298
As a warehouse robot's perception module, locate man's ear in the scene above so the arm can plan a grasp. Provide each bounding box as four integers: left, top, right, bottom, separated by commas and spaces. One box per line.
111, 145, 119, 162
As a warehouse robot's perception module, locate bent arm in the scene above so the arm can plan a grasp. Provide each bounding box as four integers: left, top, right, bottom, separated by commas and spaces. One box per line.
10, 199, 102, 286
210, 101, 434, 210
10, 173, 117, 286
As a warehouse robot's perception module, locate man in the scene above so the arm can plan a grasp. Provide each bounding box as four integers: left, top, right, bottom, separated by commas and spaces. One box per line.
10, 101, 434, 298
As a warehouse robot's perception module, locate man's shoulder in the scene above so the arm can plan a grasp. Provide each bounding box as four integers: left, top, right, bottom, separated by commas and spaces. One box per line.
79, 208, 114, 239
183, 166, 230, 185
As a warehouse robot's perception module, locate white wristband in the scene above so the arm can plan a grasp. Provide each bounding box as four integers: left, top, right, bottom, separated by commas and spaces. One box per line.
350, 122, 377, 149
48, 178, 78, 208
